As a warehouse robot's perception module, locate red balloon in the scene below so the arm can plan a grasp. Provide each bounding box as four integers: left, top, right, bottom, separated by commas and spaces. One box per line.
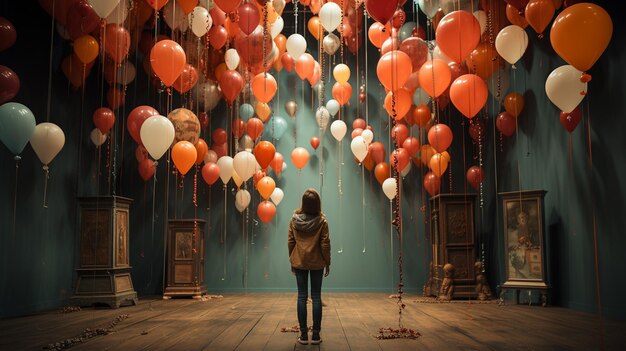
368, 142, 386, 164
364, 0, 399, 25
496, 112, 516, 136
0, 17, 17, 52
195, 138, 208, 165
0, 65, 20, 105
103, 24, 130, 64
213, 142, 228, 158
559, 106, 582, 133
253, 169, 266, 186
238, 3, 260, 35
145, 0, 170, 11
66, 0, 100, 40
466, 165, 485, 190
234, 25, 272, 68
468, 119, 485, 142
423, 171, 441, 197
281, 53, 295, 72
231, 118, 246, 138
135, 145, 148, 162
219, 69, 244, 105
352, 118, 366, 130
270, 152, 284, 176
505, 0, 530, 12
427, 124, 453, 152
310, 136, 320, 150
212, 128, 228, 144
209, 25, 228, 50
257, 200, 277, 223
351, 128, 363, 139
254, 140, 276, 170
391, 123, 409, 146
215, 0, 242, 13
210, 5, 226, 26
127, 105, 159, 145
93, 107, 115, 134
138, 158, 156, 181
246, 117, 264, 141
374, 162, 391, 185
198, 112, 209, 130
402, 137, 420, 157
173, 64, 199, 94
202, 162, 221, 185
390, 147, 410, 172
400, 37, 429, 72
332, 82, 352, 106
391, 9, 406, 29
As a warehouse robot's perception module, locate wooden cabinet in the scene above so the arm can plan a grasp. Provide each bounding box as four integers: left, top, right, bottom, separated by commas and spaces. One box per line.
424, 194, 478, 299
164, 219, 206, 298
72, 196, 138, 308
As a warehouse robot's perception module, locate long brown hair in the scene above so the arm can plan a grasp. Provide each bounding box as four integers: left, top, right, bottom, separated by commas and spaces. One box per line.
295, 188, 321, 215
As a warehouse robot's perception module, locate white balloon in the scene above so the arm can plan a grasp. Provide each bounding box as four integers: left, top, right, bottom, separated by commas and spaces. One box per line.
225, 48, 240, 70
235, 189, 251, 212
495, 25, 528, 66
271, 16, 284, 39
90, 128, 107, 146
361, 129, 374, 145
326, 99, 340, 117
473, 10, 487, 35
189, 6, 212, 37
330, 119, 347, 141
140, 115, 175, 160
163, 0, 186, 30
194, 79, 222, 112
116, 61, 136, 85
105, 0, 128, 24
350, 136, 368, 162
286, 34, 307, 59
270, 187, 284, 205
382, 177, 397, 200
88, 0, 120, 19
418, 0, 440, 19
315, 107, 330, 132
323, 33, 340, 55
545, 65, 587, 113
204, 149, 218, 164
319, 2, 342, 32
30, 122, 65, 166
217, 156, 234, 185
233, 151, 257, 182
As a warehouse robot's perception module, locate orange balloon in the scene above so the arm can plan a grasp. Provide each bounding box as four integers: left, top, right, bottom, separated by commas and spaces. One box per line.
368, 22, 389, 48
291, 147, 310, 170
418, 59, 451, 98
465, 42, 501, 80
550, 3, 613, 73
384, 88, 412, 120
504, 92, 525, 117
413, 104, 432, 128
307, 61, 321, 86
270, 152, 284, 176
435, 10, 481, 64
194, 138, 208, 165
172, 141, 197, 175
427, 124, 453, 153
362, 153, 375, 171
150, 39, 186, 87
255, 102, 272, 122
449, 74, 488, 118
308, 16, 321, 40
524, 0, 555, 38
374, 162, 391, 185
376, 50, 412, 92
224, 16, 240, 40
74, 35, 99, 64
254, 140, 276, 170
332, 82, 352, 106
274, 34, 287, 54
251, 72, 277, 103
214, 62, 227, 81
429, 152, 449, 177
295, 53, 315, 80
257, 200, 276, 223
419, 144, 437, 166
177, 0, 198, 14
257, 176, 276, 199
247, 117, 265, 140
506, 4, 528, 29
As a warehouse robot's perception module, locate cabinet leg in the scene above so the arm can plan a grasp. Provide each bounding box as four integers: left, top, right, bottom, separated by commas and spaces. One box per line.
541, 293, 548, 307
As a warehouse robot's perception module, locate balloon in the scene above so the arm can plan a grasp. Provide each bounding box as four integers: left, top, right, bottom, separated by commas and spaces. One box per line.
270, 152, 284, 176
254, 141, 276, 170
291, 147, 310, 170
215, 0, 241, 13
150, 40, 186, 86
474, 10, 487, 35
423, 171, 441, 196
138, 158, 156, 181
239, 103, 255, 120
436, 10, 481, 64
307, 16, 321, 40
219, 69, 244, 104
88, 0, 120, 18
315, 107, 330, 132
418, 59, 452, 98
29, 122, 65, 167
90, 128, 107, 146
559, 105, 582, 133
368, 22, 389, 49
364, 0, 399, 25
106, 0, 128, 24
286, 33, 307, 59
496, 112, 516, 136
173, 63, 198, 94
400, 37, 429, 72
225, 48, 240, 70
352, 118, 366, 130
146, 0, 170, 11
319, 2, 342, 32
449, 74, 488, 118
238, 134, 254, 152
246, 117, 264, 141
330, 120, 347, 141
233, 150, 257, 181
202, 162, 220, 185
73, 35, 99, 64
333, 63, 350, 84
128, 105, 159, 145
465, 42, 501, 80
323, 33, 341, 55
402, 137, 420, 157
351, 128, 363, 140
0, 17, 17, 52
377, 50, 412, 92
285, 100, 298, 118
271, 16, 284, 38
67, 1, 100, 40
545, 65, 587, 113
257, 201, 277, 223
92, 107, 115, 134
194, 138, 208, 165
234, 189, 251, 212
505, 0, 530, 12
237, 3, 259, 35
331, 82, 352, 106
382, 178, 397, 200
269, 187, 284, 205
140, 115, 175, 160
172, 141, 197, 175
268, 116, 288, 140
429, 152, 449, 177
384, 88, 412, 120
209, 25, 228, 49
495, 25, 529, 66
213, 142, 228, 158
391, 123, 409, 146
351, 136, 368, 163
368, 142, 386, 164
217, 156, 234, 184
390, 147, 410, 172
204, 149, 218, 164
550, 3, 613, 73
310, 136, 320, 150
428, 124, 453, 152
0, 102, 36, 157
413, 104, 432, 128
418, 0, 441, 18
194, 80, 222, 112
212, 128, 227, 145
504, 92, 525, 117
361, 129, 374, 145
168, 108, 201, 144
251, 72, 277, 103
0, 65, 20, 105
231, 118, 246, 139
468, 119, 485, 142
295, 53, 315, 80
524, 0, 555, 37
374, 162, 390, 185
257, 176, 276, 200
281, 53, 295, 72
466, 165, 485, 190
102, 24, 130, 64
419, 144, 437, 166
163, 0, 186, 29
506, 4, 528, 29
326, 100, 340, 117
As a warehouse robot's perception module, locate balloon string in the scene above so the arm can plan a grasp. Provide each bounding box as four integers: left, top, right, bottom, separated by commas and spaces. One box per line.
162, 150, 172, 295
222, 184, 227, 280
42, 167, 49, 208
390, 200, 394, 293
12, 159, 19, 240
337, 141, 343, 254
150, 166, 157, 288
362, 164, 366, 253
46, 0, 55, 122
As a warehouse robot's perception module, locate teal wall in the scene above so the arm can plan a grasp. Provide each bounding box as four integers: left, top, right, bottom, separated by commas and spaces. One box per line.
1, 1, 625, 320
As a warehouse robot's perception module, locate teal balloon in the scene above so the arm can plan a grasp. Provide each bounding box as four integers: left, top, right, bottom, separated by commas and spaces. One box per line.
0, 102, 36, 157
399, 21, 417, 42
268, 116, 288, 140
239, 103, 254, 121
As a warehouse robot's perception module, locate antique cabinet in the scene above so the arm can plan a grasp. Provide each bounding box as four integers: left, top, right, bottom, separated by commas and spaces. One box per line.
72, 196, 138, 308
498, 190, 550, 306
424, 194, 477, 299
164, 219, 206, 298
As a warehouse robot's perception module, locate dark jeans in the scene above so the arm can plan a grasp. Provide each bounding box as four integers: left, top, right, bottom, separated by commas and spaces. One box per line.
294, 268, 323, 333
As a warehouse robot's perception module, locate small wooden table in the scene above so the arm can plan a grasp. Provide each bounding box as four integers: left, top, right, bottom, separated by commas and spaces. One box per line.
499, 282, 550, 307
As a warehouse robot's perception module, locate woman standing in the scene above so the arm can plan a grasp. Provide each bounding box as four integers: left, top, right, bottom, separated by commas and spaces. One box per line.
288, 188, 331, 345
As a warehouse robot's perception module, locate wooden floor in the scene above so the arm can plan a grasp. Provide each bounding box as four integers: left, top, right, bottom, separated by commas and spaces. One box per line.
1, 293, 624, 351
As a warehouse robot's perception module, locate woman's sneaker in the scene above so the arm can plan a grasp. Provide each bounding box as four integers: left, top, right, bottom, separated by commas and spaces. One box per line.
311, 331, 322, 345
297, 332, 308, 345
